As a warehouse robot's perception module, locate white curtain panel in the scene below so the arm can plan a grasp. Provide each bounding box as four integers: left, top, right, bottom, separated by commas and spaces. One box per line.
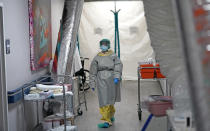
78, 1, 154, 80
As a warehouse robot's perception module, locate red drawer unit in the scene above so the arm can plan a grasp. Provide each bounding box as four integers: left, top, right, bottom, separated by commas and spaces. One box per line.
140, 64, 165, 79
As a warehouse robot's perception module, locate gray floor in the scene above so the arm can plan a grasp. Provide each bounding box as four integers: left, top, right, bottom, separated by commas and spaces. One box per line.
75, 80, 167, 131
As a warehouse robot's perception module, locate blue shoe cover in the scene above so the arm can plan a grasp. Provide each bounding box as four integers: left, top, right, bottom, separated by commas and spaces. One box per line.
111, 117, 115, 122
98, 122, 110, 128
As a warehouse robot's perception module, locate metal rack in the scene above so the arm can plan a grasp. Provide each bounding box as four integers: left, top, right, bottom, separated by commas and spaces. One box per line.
137, 66, 169, 121
74, 57, 90, 115
77, 76, 87, 115
22, 74, 73, 131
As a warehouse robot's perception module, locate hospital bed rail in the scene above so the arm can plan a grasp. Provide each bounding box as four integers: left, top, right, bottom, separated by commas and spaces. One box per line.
7, 76, 51, 104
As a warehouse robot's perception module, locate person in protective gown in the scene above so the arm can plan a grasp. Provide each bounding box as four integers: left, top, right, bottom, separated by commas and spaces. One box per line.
89, 39, 123, 128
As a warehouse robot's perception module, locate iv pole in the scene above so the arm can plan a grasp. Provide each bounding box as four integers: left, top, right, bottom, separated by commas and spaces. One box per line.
111, 1, 121, 58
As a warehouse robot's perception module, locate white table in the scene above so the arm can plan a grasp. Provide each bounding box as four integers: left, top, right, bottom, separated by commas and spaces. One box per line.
167, 110, 196, 131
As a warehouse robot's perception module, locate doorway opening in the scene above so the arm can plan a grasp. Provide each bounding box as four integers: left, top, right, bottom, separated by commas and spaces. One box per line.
0, 4, 8, 131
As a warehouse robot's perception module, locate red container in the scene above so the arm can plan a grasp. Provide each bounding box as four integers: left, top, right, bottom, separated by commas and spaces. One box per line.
148, 101, 173, 117
157, 72, 165, 78
140, 64, 165, 79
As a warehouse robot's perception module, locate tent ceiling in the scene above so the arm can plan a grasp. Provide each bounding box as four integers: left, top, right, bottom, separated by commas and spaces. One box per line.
84, 0, 139, 2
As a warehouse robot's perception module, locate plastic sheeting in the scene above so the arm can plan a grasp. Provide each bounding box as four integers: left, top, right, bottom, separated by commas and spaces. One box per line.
143, 0, 184, 87
142, 0, 190, 110
57, 0, 84, 80
71, 47, 82, 76
78, 1, 154, 80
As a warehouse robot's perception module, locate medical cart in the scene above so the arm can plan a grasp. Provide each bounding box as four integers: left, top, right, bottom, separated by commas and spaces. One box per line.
23, 74, 76, 131
137, 64, 169, 121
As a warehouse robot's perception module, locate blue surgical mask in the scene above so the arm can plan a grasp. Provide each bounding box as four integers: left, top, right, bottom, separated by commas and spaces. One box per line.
100, 45, 108, 52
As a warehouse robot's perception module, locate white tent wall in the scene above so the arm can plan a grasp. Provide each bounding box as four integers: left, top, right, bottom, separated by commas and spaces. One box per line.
78, 1, 154, 80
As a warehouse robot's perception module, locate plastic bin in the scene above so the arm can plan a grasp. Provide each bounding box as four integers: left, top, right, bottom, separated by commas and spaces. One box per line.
148, 101, 173, 117
8, 84, 31, 103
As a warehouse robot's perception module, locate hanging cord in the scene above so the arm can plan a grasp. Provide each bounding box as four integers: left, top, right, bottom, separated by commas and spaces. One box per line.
111, 1, 121, 58
77, 34, 80, 54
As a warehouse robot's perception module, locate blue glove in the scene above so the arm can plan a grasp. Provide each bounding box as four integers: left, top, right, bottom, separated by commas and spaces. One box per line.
114, 78, 119, 84
92, 88, 95, 91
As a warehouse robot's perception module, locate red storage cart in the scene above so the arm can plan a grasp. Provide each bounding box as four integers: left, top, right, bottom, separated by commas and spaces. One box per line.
137, 64, 169, 120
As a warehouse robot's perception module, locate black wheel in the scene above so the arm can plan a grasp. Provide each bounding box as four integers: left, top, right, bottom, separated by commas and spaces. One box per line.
138, 110, 142, 121
77, 108, 83, 116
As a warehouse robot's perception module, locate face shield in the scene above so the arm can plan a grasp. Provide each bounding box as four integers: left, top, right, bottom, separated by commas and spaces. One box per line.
100, 41, 109, 47
100, 39, 110, 52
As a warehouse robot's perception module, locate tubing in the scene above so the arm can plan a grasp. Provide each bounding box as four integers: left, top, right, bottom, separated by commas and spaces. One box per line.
141, 114, 153, 131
